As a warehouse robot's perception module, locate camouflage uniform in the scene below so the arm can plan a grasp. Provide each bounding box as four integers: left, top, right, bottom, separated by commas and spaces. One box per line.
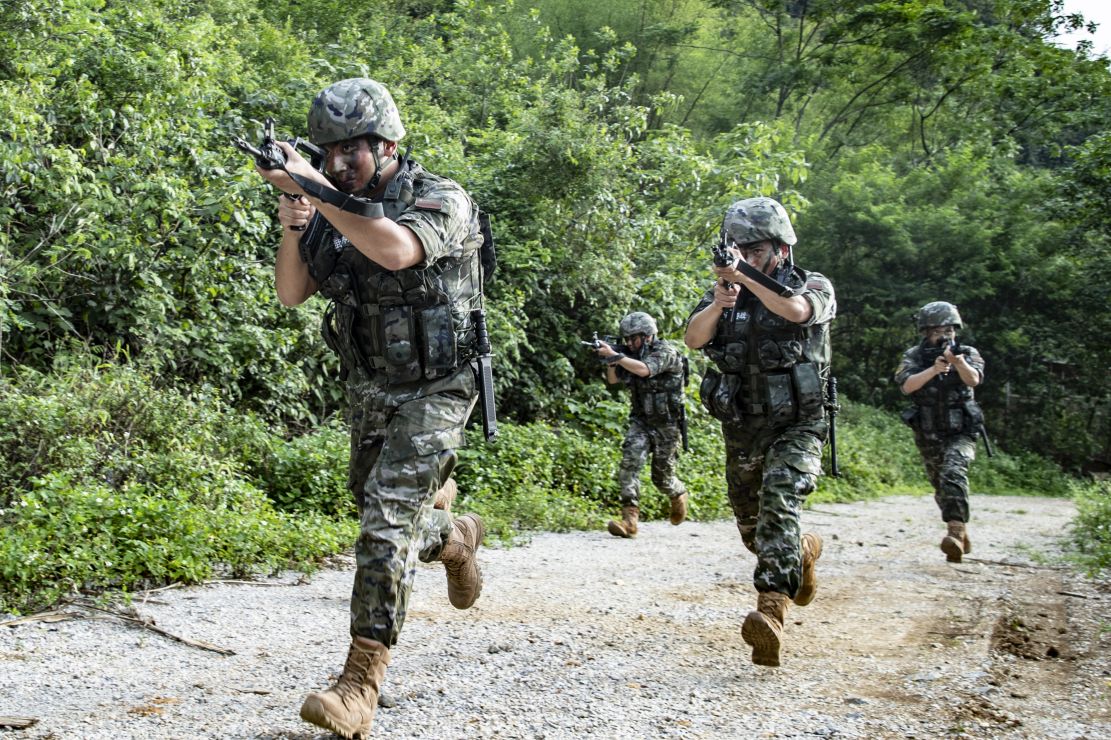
615, 338, 688, 508
895, 342, 986, 524
690, 263, 835, 597
298, 80, 487, 646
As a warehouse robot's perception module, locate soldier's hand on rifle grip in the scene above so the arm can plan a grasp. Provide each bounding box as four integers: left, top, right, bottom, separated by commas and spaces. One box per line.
933, 353, 952, 376
278, 193, 315, 233
712, 280, 740, 311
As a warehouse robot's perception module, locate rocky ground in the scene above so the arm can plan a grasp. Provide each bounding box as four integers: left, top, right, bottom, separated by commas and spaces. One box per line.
2, 493, 1109, 739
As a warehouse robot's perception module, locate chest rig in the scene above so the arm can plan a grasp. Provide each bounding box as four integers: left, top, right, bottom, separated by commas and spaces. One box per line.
625, 340, 686, 422
302, 160, 483, 385
906, 344, 982, 438
699, 265, 829, 426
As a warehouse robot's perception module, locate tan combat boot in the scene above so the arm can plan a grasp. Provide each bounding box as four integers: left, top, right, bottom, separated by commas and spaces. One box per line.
669, 493, 688, 526
300, 636, 390, 739
941, 520, 968, 563
793, 532, 823, 606
441, 514, 484, 609
741, 591, 790, 667
433, 478, 458, 512
607, 506, 639, 538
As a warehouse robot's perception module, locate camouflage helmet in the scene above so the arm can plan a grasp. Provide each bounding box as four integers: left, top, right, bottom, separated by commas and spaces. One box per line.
619, 311, 658, 338
721, 197, 797, 247
915, 301, 963, 330
308, 78, 406, 146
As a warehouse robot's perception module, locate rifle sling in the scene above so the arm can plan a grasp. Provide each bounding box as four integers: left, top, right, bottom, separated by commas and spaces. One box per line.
287, 170, 385, 219
733, 259, 800, 298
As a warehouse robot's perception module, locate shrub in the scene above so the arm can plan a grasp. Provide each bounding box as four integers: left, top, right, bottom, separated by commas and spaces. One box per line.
1069, 481, 1111, 576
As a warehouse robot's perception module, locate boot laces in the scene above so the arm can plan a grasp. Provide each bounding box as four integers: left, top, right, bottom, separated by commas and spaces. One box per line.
330, 646, 375, 705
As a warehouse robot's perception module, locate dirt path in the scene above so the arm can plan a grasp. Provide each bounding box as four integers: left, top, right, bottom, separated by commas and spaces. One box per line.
2, 494, 1109, 739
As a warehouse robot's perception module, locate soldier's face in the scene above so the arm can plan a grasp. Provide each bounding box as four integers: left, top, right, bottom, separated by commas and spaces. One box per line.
925, 325, 956, 345
624, 334, 647, 352
325, 137, 392, 193
737, 240, 784, 275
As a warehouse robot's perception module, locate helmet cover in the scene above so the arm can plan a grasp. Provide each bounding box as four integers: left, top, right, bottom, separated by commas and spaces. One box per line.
721, 197, 797, 247
308, 78, 406, 145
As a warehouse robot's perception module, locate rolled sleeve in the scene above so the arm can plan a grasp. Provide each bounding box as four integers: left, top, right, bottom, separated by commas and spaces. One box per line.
396, 183, 476, 266
799, 273, 836, 327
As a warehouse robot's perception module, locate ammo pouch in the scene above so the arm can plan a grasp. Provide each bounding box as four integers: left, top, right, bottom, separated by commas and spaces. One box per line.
916, 403, 967, 435
900, 406, 919, 428
640, 391, 677, 421
700, 368, 743, 423
707, 341, 747, 373
763, 362, 825, 426
378, 302, 459, 384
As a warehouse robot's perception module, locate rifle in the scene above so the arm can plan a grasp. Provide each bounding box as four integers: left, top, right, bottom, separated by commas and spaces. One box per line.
826, 374, 840, 477
471, 309, 498, 442
232, 117, 327, 232
580, 332, 624, 353
711, 241, 738, 323
921, 339, 971, 377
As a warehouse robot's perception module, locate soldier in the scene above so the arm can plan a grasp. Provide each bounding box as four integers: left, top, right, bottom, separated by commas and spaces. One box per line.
593, 311, 690, 538
685, 197, 834, 667
895, 301, 985, 563
254, 78, 487, 738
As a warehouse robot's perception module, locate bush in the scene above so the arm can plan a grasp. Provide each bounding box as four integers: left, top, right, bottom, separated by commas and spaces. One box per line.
0, 358, 356, 614
1069, 481, 1111, 576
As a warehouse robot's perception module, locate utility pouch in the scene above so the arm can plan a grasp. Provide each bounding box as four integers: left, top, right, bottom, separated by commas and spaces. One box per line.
320, 303, 353, 381
719, 341, 747, 373
420, 303, 457, 375
765, 372, 797, 426
918, 405, 935, 433
962, 400, 984, 430
381, 305, 422, 383
642, 391, 656, 418
900, 406, 919, 428
792, 362, 824, 421
700, 368, 743, 423
946, 407, 965, 434
655, 392, 672, 420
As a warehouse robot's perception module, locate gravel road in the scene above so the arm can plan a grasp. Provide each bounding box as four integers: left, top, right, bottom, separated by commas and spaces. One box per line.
2, 493, 1109, 739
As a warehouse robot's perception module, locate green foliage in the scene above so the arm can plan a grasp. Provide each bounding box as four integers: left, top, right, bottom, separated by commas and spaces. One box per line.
0, 358, 356, 613
0, 473, 352, 615
1069, 481, 1111, 576
1, 0, 1109, 599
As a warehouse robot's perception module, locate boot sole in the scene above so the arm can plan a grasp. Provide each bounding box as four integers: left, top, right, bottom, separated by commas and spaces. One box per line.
794, 534, 823, 606
300, 695, 369, 739
941, 536, 963, 562
741, 612, 782, 667
448, 515, 484, 609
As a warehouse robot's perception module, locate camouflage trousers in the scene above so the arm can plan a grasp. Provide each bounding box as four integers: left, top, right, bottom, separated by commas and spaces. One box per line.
345, 363, 477, 646
617, 416, 687, 508
914, 432, 976, 523
722, 418, 827, 598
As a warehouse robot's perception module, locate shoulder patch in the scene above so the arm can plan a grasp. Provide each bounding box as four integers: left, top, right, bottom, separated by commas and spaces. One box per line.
414, 197, 445, 211
805, 279, 827, 290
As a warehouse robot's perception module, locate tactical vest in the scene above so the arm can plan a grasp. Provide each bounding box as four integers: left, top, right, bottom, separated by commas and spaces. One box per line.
699, 265, 829, 426
303, 160, 485, 385
905, 343, 983, 437
625, 340, 685, 422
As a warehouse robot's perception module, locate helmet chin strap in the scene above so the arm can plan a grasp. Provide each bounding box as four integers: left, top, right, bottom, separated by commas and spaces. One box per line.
364, 142, 385, 193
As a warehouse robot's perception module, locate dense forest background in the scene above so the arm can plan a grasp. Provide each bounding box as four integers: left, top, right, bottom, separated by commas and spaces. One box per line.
2, 0, 1109, 609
